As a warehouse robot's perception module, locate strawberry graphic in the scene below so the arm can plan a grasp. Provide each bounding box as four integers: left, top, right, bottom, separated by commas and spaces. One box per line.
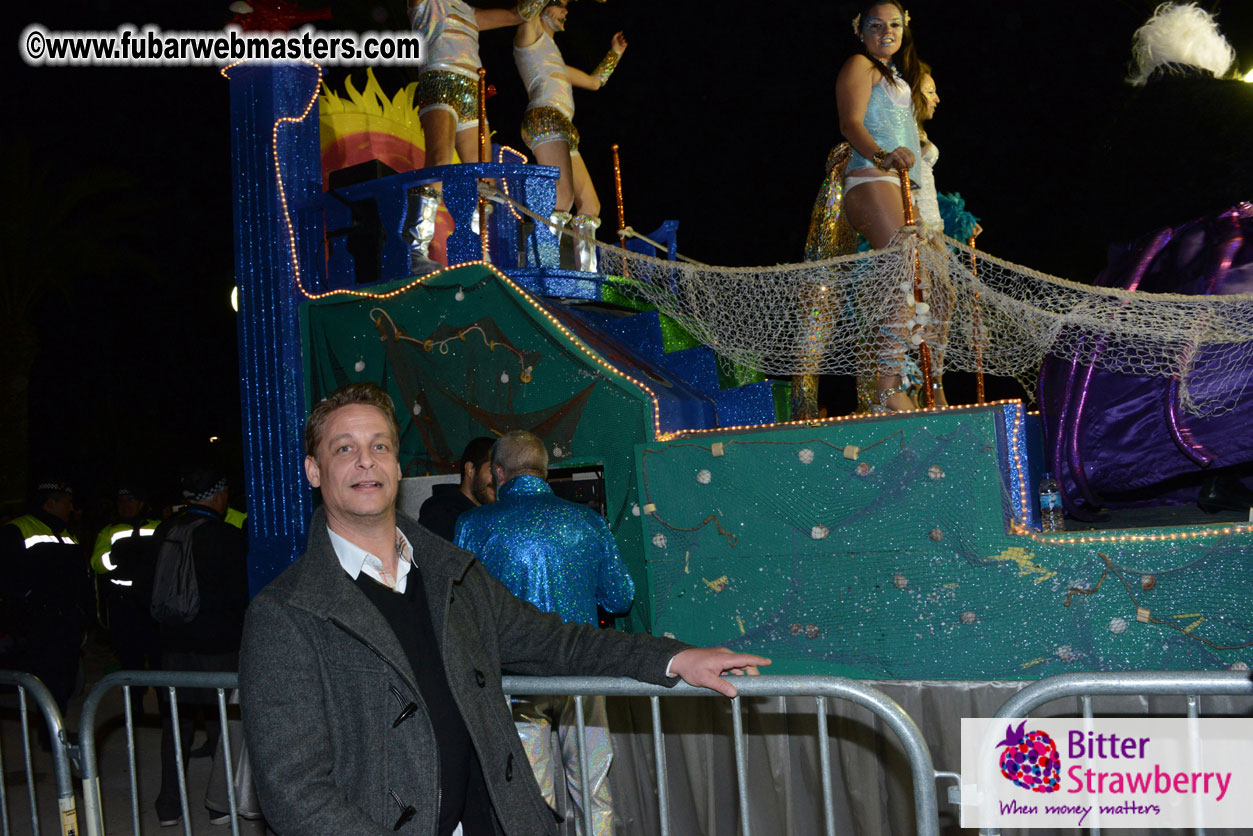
996, 721, 1061, 793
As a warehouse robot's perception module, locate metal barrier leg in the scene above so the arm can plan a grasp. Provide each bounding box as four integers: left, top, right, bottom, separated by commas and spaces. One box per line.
573, 696, 591, 836
815, 696, 835, 836
19, 690, 40, 835
216, 687, 241, 836
0, 673, 78, 836
730, 696, 751, 836
1079, 695, 1100, 836
167, 687, 193, 836
123, 686, 140, 836
1187, 695, 1206, 836
649, 696, 670, 836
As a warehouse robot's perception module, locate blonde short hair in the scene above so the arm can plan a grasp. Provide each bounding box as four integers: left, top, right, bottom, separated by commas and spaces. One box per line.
305, 382, 400, 454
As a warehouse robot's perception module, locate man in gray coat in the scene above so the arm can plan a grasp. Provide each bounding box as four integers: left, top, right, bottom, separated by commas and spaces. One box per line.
239, 382, 768, 836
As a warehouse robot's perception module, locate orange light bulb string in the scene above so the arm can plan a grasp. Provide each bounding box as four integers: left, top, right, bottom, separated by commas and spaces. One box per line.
477, 68, 489, 262
611, 143, 628, 278
898, 168, 934, 407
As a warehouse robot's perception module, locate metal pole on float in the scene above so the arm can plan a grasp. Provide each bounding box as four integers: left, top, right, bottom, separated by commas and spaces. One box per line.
898, 168, 935, 407
611, 144, 628, 278
477, 67, 490, 262
611, 143, 626, 242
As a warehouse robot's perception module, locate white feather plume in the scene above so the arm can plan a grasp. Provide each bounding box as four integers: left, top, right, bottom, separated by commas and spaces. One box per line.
1128, 2, 1235, 86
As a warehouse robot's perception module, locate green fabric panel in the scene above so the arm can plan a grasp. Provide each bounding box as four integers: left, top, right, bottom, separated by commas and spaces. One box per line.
599, 276, 648, 312
301, 266, 655, 634
602, 276, 701, 353
633, 407, 1252, 679
715, 356, 766, 389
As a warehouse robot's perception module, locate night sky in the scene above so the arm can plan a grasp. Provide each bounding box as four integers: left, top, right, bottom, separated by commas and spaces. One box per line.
6, 0, 1252, 509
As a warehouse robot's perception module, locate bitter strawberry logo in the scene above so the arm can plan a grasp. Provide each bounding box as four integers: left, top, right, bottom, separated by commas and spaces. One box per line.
996, 721, 1061, 793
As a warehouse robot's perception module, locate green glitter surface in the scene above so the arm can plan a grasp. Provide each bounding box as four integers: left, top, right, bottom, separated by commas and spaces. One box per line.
302, 266, 656, 633
634, 408, 1253, 679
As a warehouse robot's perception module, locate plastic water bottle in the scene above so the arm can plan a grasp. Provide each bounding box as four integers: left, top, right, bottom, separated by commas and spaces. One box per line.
1039, 472, 1064, 532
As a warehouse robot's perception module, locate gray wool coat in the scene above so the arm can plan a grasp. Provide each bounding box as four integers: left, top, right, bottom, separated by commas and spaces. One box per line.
238, 508, 689, 836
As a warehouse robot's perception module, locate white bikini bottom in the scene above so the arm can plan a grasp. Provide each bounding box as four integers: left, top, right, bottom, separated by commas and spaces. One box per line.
844, 171, 905, 193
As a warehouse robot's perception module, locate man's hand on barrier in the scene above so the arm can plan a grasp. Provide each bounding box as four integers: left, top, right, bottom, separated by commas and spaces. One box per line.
670, 647, 771, 698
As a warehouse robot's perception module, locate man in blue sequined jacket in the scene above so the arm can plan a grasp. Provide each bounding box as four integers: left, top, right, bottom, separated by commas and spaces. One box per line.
454, 430, 631, 836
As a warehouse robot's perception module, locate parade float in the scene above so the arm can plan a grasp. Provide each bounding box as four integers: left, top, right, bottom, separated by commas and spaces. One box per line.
228, 61, 1253, 686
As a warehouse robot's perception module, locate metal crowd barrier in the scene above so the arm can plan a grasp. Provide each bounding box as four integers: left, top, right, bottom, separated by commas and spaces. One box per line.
25, 670, 945, 835
980, 670, 1253, 836
78, 670, 241, 836
502, 674, 944, 836
0, 671, 79, 836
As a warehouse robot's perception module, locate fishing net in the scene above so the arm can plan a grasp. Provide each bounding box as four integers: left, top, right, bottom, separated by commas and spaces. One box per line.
595, 230, 1253, 417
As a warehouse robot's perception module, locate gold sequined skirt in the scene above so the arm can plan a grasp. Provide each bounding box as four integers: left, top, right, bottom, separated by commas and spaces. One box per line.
803, 144, 860, 260
520, 106, 580, 154
416, 70, 480, 129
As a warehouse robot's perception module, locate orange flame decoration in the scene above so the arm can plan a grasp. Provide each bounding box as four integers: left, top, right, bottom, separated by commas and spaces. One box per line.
319, 68, 456, 266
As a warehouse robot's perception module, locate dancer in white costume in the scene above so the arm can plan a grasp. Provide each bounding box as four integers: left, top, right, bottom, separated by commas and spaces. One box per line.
836, 1, 928, 412
514, 0, 626, 272
405, 0, 546, 273
913, 67, 982, 408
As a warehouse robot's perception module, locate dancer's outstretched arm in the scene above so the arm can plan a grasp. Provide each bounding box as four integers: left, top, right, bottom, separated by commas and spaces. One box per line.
569, 31, 626, 90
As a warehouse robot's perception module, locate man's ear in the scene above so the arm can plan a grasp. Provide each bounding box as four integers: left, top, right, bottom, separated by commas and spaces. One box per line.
304, 454, 322, 489
462, 460, 475, 483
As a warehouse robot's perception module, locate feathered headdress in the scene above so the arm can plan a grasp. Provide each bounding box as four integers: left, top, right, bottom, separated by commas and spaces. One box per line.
1128, 2, 1235, 85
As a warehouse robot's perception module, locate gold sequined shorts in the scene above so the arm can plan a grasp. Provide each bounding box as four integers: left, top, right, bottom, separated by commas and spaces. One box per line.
520, 106, 580, 155
416, 70, 481, 132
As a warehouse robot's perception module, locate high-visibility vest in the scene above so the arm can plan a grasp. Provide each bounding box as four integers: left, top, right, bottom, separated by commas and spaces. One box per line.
10, 514, 78, 550
91, 519, 161, 584
225, 507, 248, 530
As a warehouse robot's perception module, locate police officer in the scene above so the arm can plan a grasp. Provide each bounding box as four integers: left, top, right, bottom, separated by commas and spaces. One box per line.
0, 479, 93, 719
91, 485, 162, 717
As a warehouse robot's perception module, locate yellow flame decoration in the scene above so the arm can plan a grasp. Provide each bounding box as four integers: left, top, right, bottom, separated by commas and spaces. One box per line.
319, 67, 441, 156
986, 546, 1057, 585
321, 67, 419, 125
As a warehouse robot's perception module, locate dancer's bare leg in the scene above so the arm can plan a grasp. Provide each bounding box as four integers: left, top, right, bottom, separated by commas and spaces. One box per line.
845, 176, 913, 412
454, 124, 488, 166
419, 109, 458, 186
533, 140, 575, 213
569, 153, 600, 219
843, 177, 905, 249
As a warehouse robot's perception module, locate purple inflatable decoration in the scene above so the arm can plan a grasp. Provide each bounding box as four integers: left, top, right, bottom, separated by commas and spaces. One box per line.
1038, 203, 1253, 518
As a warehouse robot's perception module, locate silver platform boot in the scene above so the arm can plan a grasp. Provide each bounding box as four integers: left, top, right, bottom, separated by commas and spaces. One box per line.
549, 209, 572, 235
406, 185, 442, 276
572, 214, 601, 273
